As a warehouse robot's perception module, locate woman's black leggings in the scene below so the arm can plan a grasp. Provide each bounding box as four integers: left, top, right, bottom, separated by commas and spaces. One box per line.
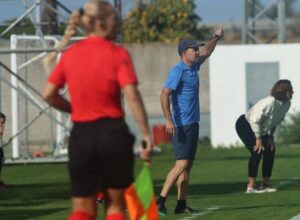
0, 148, 3, 176
235, 115, 275, 177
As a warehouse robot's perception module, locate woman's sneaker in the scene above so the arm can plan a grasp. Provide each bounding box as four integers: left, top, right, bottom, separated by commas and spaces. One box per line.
260, 185, 277, 193
245, 186, 264, 194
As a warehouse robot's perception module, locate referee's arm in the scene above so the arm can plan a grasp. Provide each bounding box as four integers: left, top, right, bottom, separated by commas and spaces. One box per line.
199, 25, 224, 64
42, 82, 71, 113
123, 84, 152, 159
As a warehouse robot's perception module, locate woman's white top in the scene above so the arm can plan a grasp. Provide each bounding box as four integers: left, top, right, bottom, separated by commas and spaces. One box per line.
245, 96, 291, 137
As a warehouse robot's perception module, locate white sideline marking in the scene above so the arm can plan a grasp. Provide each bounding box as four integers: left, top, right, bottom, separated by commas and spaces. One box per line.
178, 206, 222, 220
277, 176, 300, 188
286, 177, 300, 220
277, 180, 291, 187
290, 213, 300, 220
177, 177, 299, 220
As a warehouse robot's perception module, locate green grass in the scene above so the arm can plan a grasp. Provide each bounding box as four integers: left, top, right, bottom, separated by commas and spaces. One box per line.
1, 144, 300, 219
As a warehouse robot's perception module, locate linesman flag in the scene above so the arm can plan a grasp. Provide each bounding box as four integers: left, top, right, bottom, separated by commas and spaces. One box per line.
125, 164, 159, 220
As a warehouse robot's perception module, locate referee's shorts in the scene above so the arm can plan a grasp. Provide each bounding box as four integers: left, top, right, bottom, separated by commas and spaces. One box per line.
68, 117, 135, 197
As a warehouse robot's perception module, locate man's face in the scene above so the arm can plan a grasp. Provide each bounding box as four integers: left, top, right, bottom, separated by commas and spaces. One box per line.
0, 118, 5, 136
286, 86, 294, 100
183, 47, 200, 63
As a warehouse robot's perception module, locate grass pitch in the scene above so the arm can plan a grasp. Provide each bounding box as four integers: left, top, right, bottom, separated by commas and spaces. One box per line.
0, 144, 300, 219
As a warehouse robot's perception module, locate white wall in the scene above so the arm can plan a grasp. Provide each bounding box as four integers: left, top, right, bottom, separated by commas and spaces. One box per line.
209, 44, 300, 147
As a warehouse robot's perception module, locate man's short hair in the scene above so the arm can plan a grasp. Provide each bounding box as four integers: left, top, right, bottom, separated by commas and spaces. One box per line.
0, 112, 6, 122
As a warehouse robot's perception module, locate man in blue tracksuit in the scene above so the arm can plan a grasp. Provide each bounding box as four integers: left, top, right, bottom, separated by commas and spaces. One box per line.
157, 26, 224, 215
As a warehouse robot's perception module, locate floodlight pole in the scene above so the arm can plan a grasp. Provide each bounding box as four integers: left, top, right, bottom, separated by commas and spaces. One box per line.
35, 0, 42, 35
242, 0, 248, 44
242, 0, 286, 44
278, 0, 286, 43
114, 0, 122, 43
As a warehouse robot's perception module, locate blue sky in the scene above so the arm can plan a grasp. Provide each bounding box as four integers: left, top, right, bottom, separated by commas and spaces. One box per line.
0, 0, 300, 24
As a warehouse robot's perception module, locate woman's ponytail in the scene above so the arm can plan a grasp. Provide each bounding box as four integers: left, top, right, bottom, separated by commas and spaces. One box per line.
43, 10, 81, 72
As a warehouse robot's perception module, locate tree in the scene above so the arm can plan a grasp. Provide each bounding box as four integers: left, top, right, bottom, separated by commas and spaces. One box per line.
122, 0, 211, 43
0, 18, 35, 39
277, 111, 300, 145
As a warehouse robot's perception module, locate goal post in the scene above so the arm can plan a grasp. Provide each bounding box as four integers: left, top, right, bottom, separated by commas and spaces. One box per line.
8, 34, 69, 160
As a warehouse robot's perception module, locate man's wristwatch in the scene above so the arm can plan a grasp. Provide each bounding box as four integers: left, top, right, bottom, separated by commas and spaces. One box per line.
211, 34, 221, 40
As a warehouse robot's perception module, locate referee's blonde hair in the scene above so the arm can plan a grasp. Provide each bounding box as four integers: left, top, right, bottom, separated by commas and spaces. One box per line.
43, 0, 116, 72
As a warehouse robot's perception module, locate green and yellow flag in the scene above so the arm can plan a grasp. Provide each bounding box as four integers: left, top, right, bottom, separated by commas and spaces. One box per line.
125, 164, 159, 220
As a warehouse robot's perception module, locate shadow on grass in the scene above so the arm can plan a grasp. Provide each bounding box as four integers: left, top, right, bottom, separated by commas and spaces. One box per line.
153, 180, 246, 196
275, 154, 300, 159
0, 208, 67, 220
200, 153, 300, 161
153, 177, 300, 197
0, 183, 70, 218
200, 156, 249, 161
0, 182, 70, 207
